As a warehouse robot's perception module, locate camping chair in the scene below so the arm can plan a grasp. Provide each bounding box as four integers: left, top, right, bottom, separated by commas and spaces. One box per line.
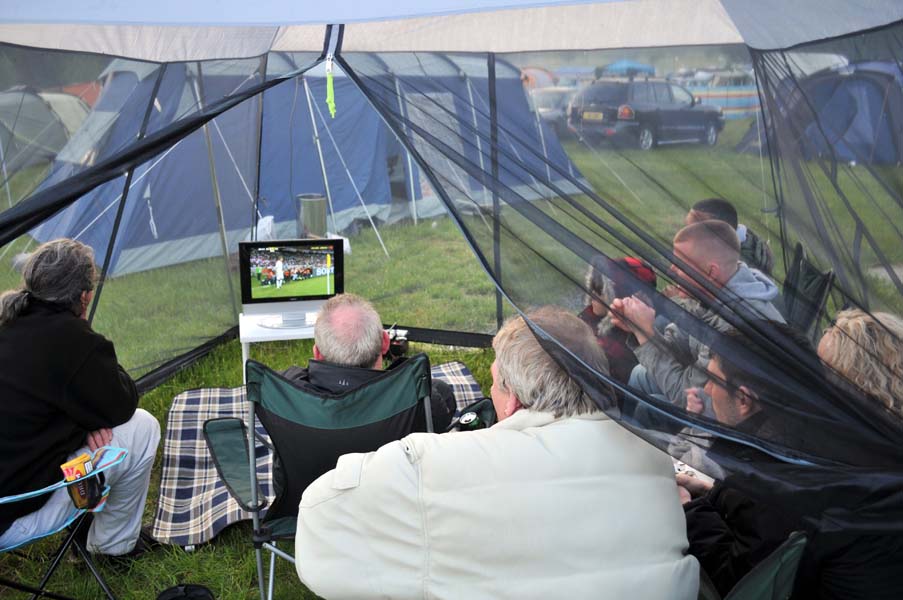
780, 243, 835, 339
696, 531, 808, 600
0, 446, 128, 600
204, 354, 434, 600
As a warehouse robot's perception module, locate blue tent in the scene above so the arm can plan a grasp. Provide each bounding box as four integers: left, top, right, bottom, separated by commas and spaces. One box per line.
736, 62, 903, 165
799, 63, 903, 164
31, 55, 579, 274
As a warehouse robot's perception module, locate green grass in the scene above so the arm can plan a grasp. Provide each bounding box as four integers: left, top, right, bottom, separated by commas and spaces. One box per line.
250, 275, 333, 300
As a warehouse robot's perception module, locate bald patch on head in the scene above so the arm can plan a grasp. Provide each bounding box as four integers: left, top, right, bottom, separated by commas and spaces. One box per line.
314, 293, 385, 368
324, 305, 369, 344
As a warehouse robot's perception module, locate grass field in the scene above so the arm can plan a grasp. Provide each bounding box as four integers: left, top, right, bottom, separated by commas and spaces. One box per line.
250, 274, 334, 300
2, 114, 903, 597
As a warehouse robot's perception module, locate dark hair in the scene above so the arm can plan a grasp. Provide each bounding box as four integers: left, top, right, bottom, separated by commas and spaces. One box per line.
691, 198, 739, 230
711, 322, 820, 403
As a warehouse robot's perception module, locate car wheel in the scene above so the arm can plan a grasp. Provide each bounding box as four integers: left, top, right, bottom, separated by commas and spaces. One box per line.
638, 126, 655, 151
703, 122, 718, 147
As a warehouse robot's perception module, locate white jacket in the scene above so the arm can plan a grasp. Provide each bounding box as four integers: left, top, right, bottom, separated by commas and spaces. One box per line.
296, 409, 699, 599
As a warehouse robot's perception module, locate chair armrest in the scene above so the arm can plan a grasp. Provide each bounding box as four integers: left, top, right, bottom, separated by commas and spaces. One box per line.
0, 446, 127, 505
203, 418, 266, 512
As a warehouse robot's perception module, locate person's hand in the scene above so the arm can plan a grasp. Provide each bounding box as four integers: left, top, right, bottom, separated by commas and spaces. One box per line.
86, 428, 113, 452
676, 472, 713, 498
609, 298, 629, 332
610, 296, 655, 344
677, 485, 693, 505
663, 284, 689, 299
686, 388, 705, 414
590, 299, 608, 318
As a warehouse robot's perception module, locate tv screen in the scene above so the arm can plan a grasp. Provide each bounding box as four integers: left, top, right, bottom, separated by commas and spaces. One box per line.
239, 239, 344, 305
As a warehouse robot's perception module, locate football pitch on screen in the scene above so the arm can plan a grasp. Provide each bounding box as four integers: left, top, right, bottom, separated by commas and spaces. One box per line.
251, 275, 331, 299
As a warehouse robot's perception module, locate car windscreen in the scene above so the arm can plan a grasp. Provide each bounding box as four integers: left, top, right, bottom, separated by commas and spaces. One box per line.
581, 83, 628, 105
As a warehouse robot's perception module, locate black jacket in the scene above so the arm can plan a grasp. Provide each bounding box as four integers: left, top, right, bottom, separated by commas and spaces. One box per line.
684, 412, 903, 599
0, 300, 138, 534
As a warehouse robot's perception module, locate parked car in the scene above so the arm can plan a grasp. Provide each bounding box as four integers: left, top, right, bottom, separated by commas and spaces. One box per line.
529, 86, 577, 136
567, 78, 725, 150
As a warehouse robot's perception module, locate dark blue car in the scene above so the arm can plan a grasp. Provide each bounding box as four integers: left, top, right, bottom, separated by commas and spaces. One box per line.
568, 78, 725, 150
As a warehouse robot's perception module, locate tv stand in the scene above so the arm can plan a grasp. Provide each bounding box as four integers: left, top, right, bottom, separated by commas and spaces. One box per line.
238, 312, 316, 383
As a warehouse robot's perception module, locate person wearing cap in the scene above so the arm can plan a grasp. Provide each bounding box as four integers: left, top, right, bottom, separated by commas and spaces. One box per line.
294, 306, 699, 599
579, 255, 657, 384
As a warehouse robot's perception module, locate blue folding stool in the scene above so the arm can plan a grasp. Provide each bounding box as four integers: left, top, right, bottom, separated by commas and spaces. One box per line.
0, 446, 128, 600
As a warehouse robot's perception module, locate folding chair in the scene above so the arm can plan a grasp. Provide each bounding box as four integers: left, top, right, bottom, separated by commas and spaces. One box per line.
781, 242, 835, 339
696, 531, 808, 600
0, 446, 128, 600
204, 354, 434, 600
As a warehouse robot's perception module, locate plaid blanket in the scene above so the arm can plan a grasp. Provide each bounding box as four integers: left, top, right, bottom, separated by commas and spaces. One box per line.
151, 361, 484, 546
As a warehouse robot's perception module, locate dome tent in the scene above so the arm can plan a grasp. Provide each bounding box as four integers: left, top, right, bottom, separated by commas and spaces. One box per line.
1, 0, 903, 548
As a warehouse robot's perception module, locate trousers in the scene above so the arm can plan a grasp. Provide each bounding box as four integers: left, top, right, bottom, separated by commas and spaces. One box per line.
0, 409, 160, 555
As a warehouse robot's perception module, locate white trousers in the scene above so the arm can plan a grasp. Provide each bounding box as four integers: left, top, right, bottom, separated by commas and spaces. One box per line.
0, 409, 160, 555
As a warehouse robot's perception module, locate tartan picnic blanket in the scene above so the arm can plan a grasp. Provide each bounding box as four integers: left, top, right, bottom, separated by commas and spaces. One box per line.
151, 361, 484, 546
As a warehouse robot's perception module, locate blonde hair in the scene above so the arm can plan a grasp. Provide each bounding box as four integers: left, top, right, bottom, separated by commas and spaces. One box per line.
819, 308, 903, 415
0, 239, 97, 325
492, 306, 609, 417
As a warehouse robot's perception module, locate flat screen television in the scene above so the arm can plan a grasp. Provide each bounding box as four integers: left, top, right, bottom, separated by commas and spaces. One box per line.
239, 238, 344, 306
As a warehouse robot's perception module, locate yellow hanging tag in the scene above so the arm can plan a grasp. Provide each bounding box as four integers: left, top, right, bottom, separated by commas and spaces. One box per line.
326, 55, 337, 118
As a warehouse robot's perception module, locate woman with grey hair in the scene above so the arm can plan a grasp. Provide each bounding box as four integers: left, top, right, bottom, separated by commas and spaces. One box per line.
294, 306, 699, 599
0, 239, 160, 557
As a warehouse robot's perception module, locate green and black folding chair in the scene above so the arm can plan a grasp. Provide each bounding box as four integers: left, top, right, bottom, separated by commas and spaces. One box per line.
696, 531, 808, 600
780, 243, 835, 340
204, 354, 434, 600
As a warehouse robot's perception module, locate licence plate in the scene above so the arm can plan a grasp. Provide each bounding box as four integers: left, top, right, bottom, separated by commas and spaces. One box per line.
583, 111, 604, 121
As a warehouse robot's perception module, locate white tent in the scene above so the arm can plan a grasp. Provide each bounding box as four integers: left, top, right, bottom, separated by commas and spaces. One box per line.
0, 0, 900, 59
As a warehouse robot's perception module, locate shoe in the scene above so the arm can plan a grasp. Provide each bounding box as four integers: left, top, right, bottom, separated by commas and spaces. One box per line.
94, 525, 162, 567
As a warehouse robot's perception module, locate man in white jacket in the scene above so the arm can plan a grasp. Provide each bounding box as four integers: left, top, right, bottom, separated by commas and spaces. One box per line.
295, 306, 699, 599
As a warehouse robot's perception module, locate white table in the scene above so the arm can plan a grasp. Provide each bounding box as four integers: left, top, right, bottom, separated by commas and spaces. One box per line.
239, 313, 316, 383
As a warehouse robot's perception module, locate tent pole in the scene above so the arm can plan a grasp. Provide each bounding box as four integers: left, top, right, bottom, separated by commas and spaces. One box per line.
0, 133, 12, 209
252, 53, 268, 241
192, 63, 240, 322
302, 77, 338, 234
488, 53, 503, 330
87, 66, 166, 323
394, 79, 418, 224
465, 78, 491, 208
532, 102, 553, 200
307, 75, 390, 257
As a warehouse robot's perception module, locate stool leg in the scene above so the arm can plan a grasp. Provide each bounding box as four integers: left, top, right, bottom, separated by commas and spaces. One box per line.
71, 539, 116, 600
28, 520, 82, 600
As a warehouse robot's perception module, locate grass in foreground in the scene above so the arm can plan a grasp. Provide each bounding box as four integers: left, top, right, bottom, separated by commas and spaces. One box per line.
0, 338, 494, 600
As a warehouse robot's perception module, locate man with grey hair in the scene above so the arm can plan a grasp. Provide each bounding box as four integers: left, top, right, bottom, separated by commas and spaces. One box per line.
282, 293, 455, 430
312, 293, 389, 370
294, 306, 699, 599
